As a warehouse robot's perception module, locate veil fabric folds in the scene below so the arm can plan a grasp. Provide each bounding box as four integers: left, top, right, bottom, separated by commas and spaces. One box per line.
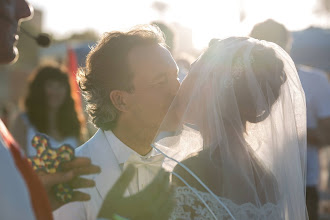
153, 37, 307, 219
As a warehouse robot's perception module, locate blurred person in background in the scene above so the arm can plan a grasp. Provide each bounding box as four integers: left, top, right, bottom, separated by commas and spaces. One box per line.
0, 0, 45, 218
11, 63, 87, 156
0, 0, 100, 219
250, 19, 330, 220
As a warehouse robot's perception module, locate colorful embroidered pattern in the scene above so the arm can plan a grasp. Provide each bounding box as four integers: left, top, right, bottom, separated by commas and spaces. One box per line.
28, 134, 75, 203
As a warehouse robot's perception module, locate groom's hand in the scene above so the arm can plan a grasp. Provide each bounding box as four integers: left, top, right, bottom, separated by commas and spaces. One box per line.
98, 165, 175, 220
38, 157, 101, 211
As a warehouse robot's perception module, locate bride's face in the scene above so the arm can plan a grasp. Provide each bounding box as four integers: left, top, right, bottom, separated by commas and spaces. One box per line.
173, 57, 208, 126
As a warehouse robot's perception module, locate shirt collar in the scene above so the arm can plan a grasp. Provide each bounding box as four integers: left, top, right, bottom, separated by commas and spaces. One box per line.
104, 130, 160, 164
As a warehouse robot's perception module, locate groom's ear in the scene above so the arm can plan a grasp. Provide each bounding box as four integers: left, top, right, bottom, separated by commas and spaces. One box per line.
110, 90, 129, 113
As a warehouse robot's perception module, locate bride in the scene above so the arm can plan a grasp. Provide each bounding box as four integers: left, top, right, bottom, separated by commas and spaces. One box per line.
153, 37, 308, 219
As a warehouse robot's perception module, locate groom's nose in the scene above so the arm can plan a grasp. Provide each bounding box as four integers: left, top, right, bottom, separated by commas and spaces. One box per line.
170, 75, 180, 97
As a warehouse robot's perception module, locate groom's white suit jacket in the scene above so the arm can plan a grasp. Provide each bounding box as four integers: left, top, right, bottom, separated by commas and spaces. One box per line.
53, 129, 122, 220
53, 129, 162, 220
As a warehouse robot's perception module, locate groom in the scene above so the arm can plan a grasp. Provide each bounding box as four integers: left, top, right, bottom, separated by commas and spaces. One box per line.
54, 26, 180, 220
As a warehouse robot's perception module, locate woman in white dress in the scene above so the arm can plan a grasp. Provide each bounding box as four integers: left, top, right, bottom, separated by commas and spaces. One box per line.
153, 37, 308, 219
12, 64, 87, 156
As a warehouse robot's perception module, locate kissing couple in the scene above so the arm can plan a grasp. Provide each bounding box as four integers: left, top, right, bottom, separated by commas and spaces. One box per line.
54, 25, 307, 220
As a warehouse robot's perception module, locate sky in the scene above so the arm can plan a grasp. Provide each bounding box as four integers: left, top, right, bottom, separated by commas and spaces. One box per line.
28, 0, 326, 49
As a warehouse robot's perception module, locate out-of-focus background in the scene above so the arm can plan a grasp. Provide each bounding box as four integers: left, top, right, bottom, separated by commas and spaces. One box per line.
1, 0, 330, 217
2, 0, 330, 107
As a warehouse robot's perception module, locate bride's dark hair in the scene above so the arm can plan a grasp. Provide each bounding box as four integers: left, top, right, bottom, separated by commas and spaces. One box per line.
235, 43, 287, 123
208, 37, 287, 124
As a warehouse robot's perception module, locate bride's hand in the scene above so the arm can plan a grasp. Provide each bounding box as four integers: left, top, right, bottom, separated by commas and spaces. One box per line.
98, 165, 175, 220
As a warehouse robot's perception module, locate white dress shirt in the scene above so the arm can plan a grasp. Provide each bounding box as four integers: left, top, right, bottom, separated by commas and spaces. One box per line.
53, 129, 163, 220
104, 130, 163, 194
0, 135, 36, 220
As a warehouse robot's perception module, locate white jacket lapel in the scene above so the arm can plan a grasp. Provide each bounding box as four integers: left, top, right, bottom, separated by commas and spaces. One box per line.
89, 130, 122, 200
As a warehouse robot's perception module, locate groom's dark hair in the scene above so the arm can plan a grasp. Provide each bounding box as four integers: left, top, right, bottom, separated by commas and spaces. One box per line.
249, 19, 291, 52
78, 25, 166, 130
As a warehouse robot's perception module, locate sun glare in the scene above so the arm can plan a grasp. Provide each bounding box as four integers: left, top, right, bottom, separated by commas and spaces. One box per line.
166, 0, 240, 49
29, 0, 318, 50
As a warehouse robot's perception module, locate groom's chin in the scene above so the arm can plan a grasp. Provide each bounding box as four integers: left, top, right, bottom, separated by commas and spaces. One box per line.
0, 47, 19, 65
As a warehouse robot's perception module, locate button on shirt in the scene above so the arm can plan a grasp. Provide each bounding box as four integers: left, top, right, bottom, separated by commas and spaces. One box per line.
104, 130, 163, 195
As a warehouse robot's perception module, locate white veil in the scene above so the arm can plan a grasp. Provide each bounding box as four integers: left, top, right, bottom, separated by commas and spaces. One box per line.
153, 37, 307, 219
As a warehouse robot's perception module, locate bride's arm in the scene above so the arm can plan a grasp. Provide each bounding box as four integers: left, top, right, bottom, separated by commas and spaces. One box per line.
172, 152, 201, 187
172, 151, 219, 193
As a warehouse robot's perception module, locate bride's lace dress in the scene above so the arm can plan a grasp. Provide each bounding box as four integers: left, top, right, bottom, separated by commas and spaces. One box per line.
170, 186, 283, 220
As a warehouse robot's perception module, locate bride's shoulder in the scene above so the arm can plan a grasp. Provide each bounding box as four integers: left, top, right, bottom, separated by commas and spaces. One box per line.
173, 150, 210, 173
172, 149, 220, 190
173, 151, 203, 184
